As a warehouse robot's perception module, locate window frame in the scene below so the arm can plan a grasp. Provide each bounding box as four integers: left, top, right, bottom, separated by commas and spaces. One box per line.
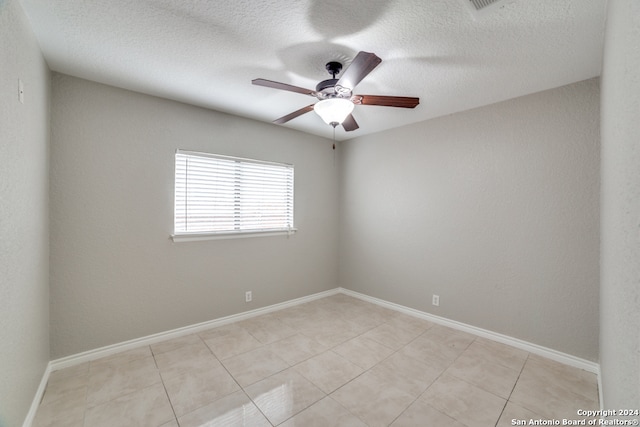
171, 150, 296, 242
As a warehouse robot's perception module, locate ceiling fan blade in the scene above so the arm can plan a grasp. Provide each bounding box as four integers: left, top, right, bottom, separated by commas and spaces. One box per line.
252, 78, 316, 96
342, 114, 359, 132
352, 95, 420, 108
273, 104, 315, 124
336, 51, 382, 91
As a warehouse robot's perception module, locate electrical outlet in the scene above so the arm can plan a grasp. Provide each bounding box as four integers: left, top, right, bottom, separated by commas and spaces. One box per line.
432, 295, 440, 306
245, 291, 252, 303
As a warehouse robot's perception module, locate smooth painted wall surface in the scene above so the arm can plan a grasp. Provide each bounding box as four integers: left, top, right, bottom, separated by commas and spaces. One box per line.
0, 1, 50, 425
50, 74, 339, 358
339, 79, 600, 361
600, 0, 640, 408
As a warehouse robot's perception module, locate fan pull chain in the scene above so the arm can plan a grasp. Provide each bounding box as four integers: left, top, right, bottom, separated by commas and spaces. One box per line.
332, 125, 336, 150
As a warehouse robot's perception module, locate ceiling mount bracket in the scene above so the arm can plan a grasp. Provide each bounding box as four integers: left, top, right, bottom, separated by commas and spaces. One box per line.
325, 61, 343, 79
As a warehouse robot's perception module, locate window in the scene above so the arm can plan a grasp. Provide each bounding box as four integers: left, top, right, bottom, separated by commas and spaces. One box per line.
173, 150, 295, 240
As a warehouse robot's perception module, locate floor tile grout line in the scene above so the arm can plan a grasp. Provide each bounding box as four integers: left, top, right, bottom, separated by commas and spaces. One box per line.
40, 303, 403, 425
240, 369, 325, 427
326, 394, 370, 427
178, 302, 364, 424
321, 321, 443, 426
444, 338, 528, 402
158, 375, 180, 427
150, 344, 181, 426
267, 310, 443, 425
245, 308, 395, 425
400, 336, 480, 427
491, 352, 533, 427
82, 350, 164, 411
155, 335, 243, 426
215, 344, 279, 427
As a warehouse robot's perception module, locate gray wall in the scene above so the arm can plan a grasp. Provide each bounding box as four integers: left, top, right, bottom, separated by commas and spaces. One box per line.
339, 79, 600, 361
0, 1, 50, 426
50, 74, 339, 358
600, 0, 640, 408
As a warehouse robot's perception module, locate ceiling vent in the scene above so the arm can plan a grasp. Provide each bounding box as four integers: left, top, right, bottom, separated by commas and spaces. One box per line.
461, 0, 514, 18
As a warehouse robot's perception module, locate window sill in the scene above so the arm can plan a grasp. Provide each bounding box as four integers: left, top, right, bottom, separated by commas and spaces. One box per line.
171, 228, 297, 242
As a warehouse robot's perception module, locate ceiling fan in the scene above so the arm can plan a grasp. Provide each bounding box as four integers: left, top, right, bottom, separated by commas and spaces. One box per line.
252, 51, 419, 132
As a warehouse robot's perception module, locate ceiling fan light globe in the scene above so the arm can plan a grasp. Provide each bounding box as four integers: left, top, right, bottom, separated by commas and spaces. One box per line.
314, 98, 354, 126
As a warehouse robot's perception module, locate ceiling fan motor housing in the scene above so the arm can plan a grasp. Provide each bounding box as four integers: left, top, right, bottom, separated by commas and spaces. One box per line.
315, 61, 352, 99
316, 78, 339, 95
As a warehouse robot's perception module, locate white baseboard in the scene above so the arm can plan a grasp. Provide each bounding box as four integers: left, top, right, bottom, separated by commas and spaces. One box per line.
22, 362, 52, 427
339, 288, 600, 375
49, 288, 340, 372
25, 288, 340, 427
598, 366, 604, 411
27, 286, 602, 427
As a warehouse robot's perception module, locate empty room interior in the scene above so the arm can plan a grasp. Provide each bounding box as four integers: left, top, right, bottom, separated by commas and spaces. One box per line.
2, 0, 639, 426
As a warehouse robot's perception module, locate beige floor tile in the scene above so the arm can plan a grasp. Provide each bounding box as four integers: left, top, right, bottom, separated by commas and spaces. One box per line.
280, 313, 330, 333
526, 354, 599, 402
178, 390, 271, 427
150, 333, 203, 356
294, 350, 364, 394
33, 416, 85, 427
361, 305, 399, 324
266, 334, 328, 365
197, 323, 241, 340
83, 383, 174, 427
221, 346, 289, 387
163, 364, 240, 417
32, 295, 600, 427
32, 387, 86, 427
400, 325, 475, 370
342, 313, 387, 333
496, 402, 545, 427
292, 299, 335, 315
41, 370, 89, 407
200, 324, 263, 360
300, 319, 362, 348
332, 335, 395, 370
89, 346, 153, 371
331, 371, 416, 427
280, 396, 368, 427
275, 305, 328, 328
444, 350, 521, 399
420, 374, 506, 427
468, 337, 529, 371
245, 368, 326, 425
86, 356, 161, 408
386, 313, 435, 335
237, 314, 298, 344
369, 351, 443, 397
509, 356, 599, 419
275, 309, 313, 328
154, 341, 221, 381
361, 322, 424, 351
48, 363, 90, 383
390, 399, 466, 427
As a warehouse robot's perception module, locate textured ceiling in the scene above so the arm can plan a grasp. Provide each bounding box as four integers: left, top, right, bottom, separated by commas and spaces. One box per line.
20, 0, 607, 141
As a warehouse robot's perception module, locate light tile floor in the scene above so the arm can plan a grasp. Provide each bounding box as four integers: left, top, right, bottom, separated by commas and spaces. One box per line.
33, 294, 599, 427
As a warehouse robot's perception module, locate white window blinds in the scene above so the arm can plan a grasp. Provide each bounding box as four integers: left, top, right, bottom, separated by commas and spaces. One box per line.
174, 150, 294, 236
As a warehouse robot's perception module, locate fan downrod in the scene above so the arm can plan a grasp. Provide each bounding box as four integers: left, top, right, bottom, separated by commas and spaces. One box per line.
316, 61, 345, 94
